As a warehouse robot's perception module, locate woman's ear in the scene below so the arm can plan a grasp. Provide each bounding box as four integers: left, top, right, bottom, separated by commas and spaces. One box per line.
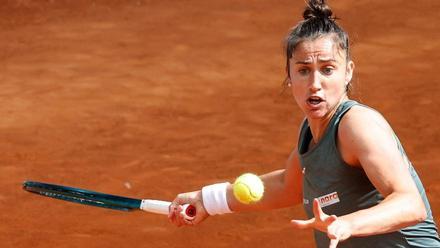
346, 60, 355, 84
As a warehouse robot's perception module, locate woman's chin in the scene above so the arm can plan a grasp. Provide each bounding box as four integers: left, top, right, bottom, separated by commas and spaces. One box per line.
306, 109, 327, 120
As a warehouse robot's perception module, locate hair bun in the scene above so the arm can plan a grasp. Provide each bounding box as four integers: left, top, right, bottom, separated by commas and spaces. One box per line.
303, 0, 333, 20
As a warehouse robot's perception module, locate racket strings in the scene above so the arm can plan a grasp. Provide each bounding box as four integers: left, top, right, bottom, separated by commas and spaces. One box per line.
23, 182, 139, 211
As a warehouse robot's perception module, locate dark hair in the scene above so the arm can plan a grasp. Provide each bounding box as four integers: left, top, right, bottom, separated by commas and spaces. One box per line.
283, 0, 351, 91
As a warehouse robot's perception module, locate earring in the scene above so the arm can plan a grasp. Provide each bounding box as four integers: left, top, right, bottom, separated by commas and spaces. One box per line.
287, 83, 292, 87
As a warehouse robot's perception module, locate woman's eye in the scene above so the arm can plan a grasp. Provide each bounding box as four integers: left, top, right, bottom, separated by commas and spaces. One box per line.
298, 68, 309, 75
322, 67, 334, 75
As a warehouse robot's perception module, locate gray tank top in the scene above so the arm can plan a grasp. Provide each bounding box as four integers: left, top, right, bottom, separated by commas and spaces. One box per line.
298, 100, 440, 247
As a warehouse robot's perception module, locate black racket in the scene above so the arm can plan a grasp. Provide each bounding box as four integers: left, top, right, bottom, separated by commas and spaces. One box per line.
22, 181, 196, 220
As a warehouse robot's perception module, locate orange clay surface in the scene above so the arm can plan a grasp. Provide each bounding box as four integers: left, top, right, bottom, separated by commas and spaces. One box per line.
1, 1, 439, 247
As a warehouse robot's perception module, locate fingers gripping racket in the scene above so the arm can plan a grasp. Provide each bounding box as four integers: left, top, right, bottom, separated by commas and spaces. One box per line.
22, 181, 196, 220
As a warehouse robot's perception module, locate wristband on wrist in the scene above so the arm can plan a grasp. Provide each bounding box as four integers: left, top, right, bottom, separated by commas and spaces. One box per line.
201, 182, 233, 215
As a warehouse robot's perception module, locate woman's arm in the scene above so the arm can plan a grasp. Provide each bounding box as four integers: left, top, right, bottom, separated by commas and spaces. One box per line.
291, 106, 427, 247
226, 149, 303, 212
335, 106, 427, 235
169, 148, 304, 226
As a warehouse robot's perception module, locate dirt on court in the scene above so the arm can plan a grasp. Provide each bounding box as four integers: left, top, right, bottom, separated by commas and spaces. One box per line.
0, 0, 439, 247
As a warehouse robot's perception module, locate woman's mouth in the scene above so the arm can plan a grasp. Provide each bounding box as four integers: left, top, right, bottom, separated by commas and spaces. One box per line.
307, 96, 324, 106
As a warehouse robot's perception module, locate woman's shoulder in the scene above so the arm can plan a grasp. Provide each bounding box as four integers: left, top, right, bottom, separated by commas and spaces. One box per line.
339, 103, 394, 142
337, 102, 399, 165
344, 103, 390, 127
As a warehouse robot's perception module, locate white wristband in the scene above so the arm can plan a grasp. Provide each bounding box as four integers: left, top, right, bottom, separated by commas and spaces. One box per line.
202, 182, 233, 215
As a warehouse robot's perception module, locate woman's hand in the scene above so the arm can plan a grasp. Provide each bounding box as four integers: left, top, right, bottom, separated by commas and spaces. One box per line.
168, 190, 209, 227
290, 199, 352, 248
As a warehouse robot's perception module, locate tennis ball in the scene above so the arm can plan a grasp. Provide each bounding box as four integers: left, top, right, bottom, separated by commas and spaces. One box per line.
233, 173, 264, 204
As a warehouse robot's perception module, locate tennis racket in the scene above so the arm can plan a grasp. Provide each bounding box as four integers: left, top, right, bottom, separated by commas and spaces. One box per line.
22, 181, 196, 220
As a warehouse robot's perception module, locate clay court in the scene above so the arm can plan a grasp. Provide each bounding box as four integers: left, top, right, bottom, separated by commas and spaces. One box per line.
1, 0, 439, 247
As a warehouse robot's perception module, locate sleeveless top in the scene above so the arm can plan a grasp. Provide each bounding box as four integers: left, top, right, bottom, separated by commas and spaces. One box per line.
298, 100, 440, 248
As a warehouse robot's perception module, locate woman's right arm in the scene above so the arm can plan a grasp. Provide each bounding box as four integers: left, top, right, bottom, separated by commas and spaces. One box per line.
227, 149, 303, 212
168, 149, 303, 226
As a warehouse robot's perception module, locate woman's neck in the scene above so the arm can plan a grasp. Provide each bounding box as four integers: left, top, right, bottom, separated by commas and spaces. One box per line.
307, 97, 348, 144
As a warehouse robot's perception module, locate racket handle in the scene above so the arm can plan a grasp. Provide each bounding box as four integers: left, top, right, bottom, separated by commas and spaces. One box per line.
140, 199, 196, 220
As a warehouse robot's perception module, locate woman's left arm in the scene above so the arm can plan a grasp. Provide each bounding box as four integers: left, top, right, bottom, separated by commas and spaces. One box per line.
335, 107, 427, 236
291, 106, 427, 247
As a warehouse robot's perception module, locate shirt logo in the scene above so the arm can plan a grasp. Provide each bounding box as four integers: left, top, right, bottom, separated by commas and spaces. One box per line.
317, 192, 340, 208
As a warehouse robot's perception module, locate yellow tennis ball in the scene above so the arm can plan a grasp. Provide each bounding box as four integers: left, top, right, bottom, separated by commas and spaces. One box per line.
233, 173, 264, 204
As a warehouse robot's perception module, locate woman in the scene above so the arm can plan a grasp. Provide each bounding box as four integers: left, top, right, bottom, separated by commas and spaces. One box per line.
168, 0, 440, 247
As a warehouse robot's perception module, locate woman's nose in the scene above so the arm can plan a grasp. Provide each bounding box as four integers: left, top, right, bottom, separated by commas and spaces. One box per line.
309, 71, 322, 92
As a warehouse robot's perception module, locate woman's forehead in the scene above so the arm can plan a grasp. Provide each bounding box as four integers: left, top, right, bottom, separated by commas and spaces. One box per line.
292, 36, 344, 62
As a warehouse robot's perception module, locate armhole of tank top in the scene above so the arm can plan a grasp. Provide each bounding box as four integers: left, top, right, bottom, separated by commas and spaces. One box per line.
336, 102, 410, 169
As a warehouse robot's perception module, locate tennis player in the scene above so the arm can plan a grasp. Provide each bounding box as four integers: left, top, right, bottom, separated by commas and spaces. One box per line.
169, 0, 440, 247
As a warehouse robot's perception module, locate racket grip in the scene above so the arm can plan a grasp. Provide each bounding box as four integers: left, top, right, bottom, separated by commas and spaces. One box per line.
140, 199, 196, 220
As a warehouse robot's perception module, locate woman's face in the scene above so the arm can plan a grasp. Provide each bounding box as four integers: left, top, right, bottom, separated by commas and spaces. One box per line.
289, 35, 354, 120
